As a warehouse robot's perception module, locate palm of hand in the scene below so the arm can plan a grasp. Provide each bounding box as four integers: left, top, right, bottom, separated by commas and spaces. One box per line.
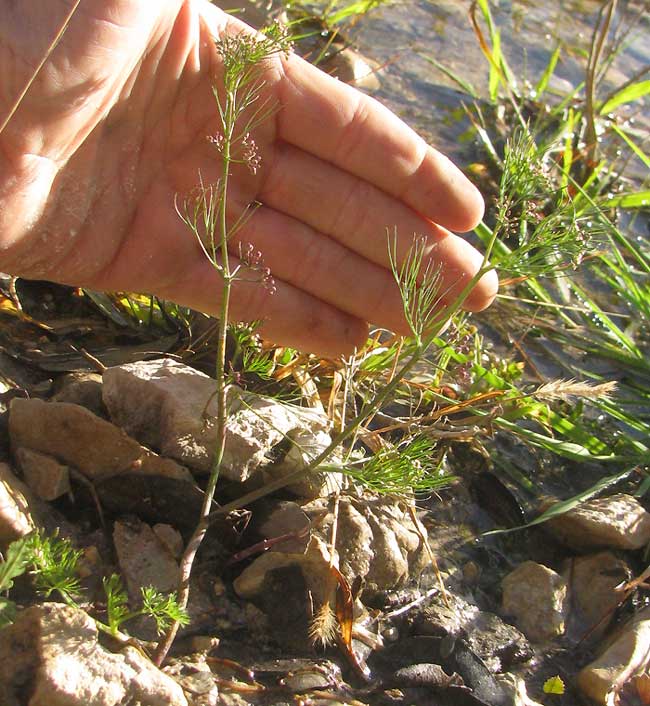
0, 0, 496, 356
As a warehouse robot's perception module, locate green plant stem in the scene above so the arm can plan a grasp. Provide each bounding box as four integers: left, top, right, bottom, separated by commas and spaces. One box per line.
154, 90, 237, 669
585, 0, 617, 170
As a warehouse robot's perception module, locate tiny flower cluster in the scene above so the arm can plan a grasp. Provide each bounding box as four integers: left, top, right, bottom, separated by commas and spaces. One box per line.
241, 133, 261, 174
207, 133, 224, 151
238, 242, 276, 294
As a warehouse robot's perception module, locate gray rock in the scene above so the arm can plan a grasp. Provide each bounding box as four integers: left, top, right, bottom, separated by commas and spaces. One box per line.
415, 592, 532, 672
102, 358, 332, 484
238, 493, 430, 607
113, 518, 183, 641
544, 493, 650, 551
113, 518, 214, 638
234, 534, 332, 604
391, 663, 462, 689
175, 670, 219, 706
248, 657, 341, 688
306, 494, 429, 592
15, 447, 71, 501
51, 372, 105, 416
153, 523, 184, 560
501, 561, 567, 642
577, 606, 650, 705
0, 603, 188, 706
258, 501, 311, 555
113, 518, 180, 600
264, 427, 342, 498
9, 398, 193, 482
0, 461, 35, 551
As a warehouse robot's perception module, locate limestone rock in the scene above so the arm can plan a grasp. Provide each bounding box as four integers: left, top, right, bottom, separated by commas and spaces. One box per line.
15, 447, 71, 501
501, 561, 567, 642
545, 493, 650, 551
565, 551, 630, 642
0, 462, 35, 551
235, 492, 430, 646
577, 606, 650, 705
233, 536, 334, 651
9, 398, 192, 482
0, 602, 188, 706
102, 358, 331, 482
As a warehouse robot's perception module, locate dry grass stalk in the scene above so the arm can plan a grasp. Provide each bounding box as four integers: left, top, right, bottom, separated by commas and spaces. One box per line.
533, 379, 617, 402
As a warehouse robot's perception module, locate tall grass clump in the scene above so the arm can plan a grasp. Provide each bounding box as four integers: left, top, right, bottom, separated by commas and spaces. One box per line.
421, 0, 650, 509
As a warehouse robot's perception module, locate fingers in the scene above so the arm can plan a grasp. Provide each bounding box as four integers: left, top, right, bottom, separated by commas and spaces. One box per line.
276, 52, 485, 233
226, 204, 412, 334
260, 142, 497, 312
92, 183, 369, 357
156, 253, 370, 358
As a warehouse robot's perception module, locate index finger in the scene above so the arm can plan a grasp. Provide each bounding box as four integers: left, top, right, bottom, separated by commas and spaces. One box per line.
276, 52, 485, 233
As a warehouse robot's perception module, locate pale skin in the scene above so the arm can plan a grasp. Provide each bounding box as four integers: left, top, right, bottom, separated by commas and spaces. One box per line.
0, 0, 498, 358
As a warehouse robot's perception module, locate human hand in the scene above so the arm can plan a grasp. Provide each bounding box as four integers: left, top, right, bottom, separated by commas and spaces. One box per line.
0, 0, 497, 357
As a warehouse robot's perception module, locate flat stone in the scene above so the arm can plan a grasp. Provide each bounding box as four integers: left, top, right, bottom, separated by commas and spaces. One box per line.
321, 47, 382, 90
391, 663, 461, 689
544, 493, 650, 551
263, 427, 342, 498
9, 398, 192, 482
415, 592, 532, 672
258, 501, 311, 555
577, 606, 650, 705
0, 461, 35, 551
0, 603, 188, 706
51, 372, 105, 417
102, 358, 331, 482
501, 561, 567, 642
15, 447, 71, 501
564, 551, 630, 642
113, 518, 213, 639
175, 670, 219, 706
113, 518, 180, 600
234, 535, 332, 605
153, 523, 184, 560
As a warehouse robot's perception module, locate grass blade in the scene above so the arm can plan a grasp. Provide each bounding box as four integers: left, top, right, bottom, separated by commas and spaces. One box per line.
600, 79, 650, 114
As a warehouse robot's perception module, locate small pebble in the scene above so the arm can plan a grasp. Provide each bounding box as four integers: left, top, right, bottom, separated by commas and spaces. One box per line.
382, 626, 400, 642
190, 635, 220, 653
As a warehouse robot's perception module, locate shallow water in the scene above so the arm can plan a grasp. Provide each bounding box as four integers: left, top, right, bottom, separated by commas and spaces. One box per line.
353, 0, 650, 168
